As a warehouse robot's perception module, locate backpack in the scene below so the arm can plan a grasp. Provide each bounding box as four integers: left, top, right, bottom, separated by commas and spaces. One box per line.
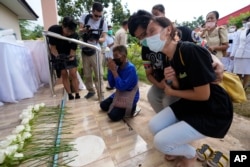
82, 14, 105, 56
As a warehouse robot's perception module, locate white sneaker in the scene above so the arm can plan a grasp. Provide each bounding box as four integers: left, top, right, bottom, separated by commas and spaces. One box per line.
133, 106, 141, 117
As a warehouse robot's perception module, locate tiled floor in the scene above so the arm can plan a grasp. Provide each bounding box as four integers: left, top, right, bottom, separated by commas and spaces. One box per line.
1, 82, 249, 167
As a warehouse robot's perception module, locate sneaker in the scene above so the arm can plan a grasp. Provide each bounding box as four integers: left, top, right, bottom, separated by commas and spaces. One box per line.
106, 86, 114, 90
75, 93, 81, 99
68, 93, 74, 100
84, 92, 95, 99
133, 106, 141, 117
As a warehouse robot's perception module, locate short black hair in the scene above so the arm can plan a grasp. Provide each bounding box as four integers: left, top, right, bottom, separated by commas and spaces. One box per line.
122, 20, 128, 26
62, 16, 77, 31
128, 10, 152, 37
92, 2, 103, 12
152, 4, 165, 14
113, 45, 127, 57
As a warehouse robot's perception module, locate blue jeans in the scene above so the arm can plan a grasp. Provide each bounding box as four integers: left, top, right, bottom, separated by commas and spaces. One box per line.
148, 107, 205, 159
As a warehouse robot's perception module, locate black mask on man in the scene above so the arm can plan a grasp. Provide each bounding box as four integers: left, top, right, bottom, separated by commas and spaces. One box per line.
113, 58, 123, 66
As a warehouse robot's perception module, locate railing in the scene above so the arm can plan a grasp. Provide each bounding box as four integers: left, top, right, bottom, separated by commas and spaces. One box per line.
42, 31, 103, 101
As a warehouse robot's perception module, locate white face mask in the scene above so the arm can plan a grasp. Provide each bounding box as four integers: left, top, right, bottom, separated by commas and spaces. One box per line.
243, 23, 247, 28
246, 22, 250, 29
146, 33, 166, 53
140, 39, 147, 47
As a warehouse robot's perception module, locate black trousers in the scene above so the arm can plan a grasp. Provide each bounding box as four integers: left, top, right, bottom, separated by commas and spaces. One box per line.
100, 97, 136, 121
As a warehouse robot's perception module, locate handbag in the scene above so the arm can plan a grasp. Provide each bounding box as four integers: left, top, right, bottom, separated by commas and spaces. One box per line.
219, 72, 247, 103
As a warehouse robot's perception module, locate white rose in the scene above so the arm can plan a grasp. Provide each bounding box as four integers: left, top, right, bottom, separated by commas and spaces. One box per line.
6, 135, 17, 144
14, 153, 24, 158
0, 140, 11, 149
27, 105, 34, 111
0, 149, 6, 164
33, 104, 40, 112
12, 125, 25, 134
5, 145, 18, 156
39, 103, 45, 108
21, 118, 30, 125
25, 124, 31, 132
22, 132, 32, 140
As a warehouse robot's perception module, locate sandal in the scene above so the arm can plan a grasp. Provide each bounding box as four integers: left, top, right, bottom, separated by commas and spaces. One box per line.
196, 144, 214, 162
206, 151, 229, 167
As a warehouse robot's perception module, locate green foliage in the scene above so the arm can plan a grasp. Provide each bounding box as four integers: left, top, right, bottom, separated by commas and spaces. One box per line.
178, 16, 205, 30
19, 20, 43, 40
110, 0, 130, 25
228, 12, 250, 28
57, 0, 130, 25
127, 43, 142, 71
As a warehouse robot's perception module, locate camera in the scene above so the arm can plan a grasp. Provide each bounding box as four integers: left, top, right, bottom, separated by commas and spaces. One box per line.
82, 25, 102, 42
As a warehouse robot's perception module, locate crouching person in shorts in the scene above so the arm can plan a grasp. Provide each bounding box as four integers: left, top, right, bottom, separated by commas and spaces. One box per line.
100, 45, 140, 121
48, 16, 80, 100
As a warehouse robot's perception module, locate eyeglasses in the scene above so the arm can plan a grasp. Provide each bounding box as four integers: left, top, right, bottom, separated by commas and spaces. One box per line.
94, 14, 102, 18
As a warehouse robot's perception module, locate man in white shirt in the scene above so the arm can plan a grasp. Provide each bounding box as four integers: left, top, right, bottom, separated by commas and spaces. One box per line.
114, 20, 128, 47
79, 2, 108, 100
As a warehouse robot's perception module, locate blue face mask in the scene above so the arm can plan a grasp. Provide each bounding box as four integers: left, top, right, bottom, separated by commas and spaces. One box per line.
108, 30, 113, 35
140, 39, 148, 47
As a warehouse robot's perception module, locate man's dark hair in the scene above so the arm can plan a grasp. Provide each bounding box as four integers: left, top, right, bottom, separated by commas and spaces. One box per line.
122, 20, 128, 26
113, 45, 127, 57
152, 4, 165, 14
128, 10, 152, 37
62, 16, 77, 31
92, 2, 103, 12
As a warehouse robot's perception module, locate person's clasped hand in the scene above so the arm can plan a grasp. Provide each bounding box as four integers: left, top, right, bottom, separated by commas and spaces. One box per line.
107, 58, 117, 72
212, 61, 224, 84
163, 66, 177, 95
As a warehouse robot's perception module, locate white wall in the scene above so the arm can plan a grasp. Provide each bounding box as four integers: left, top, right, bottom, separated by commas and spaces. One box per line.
0, 4, 21, 40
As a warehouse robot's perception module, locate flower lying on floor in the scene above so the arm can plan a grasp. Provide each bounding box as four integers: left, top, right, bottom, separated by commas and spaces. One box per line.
0, 103, 44, 165
0, 103, 75, 166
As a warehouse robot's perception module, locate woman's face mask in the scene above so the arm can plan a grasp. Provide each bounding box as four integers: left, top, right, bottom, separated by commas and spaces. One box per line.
146, 33, 166, 53
205, 21, 216, 30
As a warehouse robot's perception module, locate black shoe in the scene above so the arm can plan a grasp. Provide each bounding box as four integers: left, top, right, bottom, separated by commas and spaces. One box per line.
68, 93, 74, 100
106, 86, 114, 90
84, 92, 95, 99
75, 93, 81, 99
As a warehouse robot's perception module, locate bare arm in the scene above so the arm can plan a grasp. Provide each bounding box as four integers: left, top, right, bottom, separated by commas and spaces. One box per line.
211, 54, 224, 83
49, 45, 58, 57
145, 67, 165, 89
99, 32, 107, 43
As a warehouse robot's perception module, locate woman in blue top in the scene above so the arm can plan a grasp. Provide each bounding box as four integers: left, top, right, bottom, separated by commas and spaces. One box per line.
100, 45, 140, 121
145, 17, 233, 166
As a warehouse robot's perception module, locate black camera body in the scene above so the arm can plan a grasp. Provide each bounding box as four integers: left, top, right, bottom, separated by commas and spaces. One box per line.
82, 25, 102, 42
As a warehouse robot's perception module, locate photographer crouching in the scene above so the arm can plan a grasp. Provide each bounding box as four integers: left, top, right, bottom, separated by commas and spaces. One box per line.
79, 2, 108, 100
48, 16, 80, 100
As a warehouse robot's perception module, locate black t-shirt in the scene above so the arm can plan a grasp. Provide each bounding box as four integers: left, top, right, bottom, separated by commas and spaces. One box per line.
170, 41, 233, 138
48, 25, 78, 55
141, 46, 168, 82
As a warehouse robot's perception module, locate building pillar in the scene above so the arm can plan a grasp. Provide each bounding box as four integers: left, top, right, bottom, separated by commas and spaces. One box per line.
41, 0, 58, 30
